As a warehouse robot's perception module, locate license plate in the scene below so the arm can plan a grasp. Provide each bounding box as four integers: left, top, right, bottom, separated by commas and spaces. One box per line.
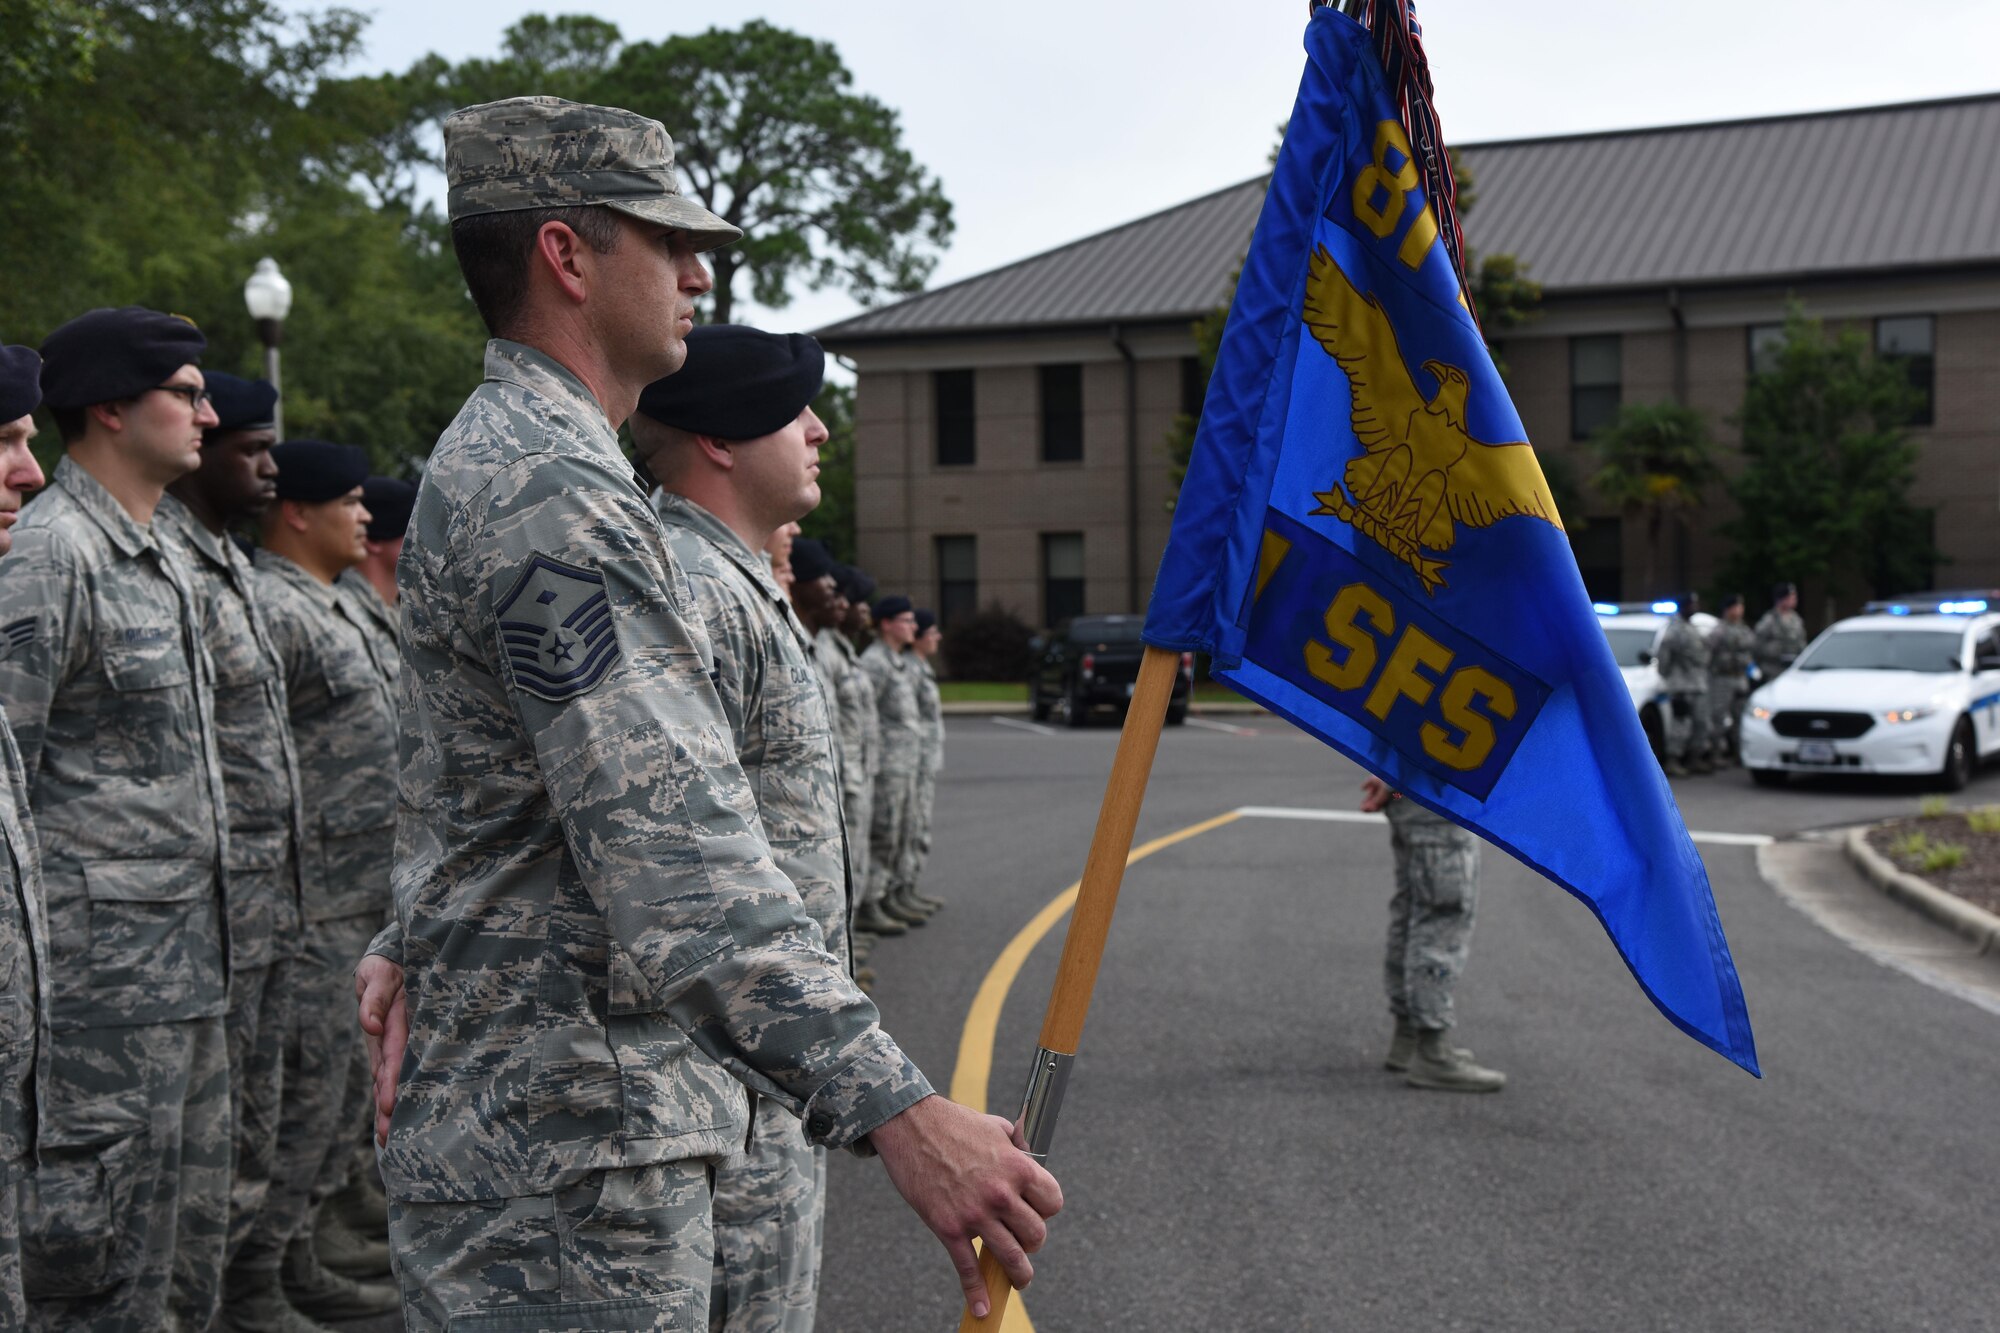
1796, 741, 1837, 764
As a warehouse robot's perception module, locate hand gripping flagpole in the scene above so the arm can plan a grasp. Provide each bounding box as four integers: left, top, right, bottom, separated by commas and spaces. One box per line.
959, 645, 1183, 1331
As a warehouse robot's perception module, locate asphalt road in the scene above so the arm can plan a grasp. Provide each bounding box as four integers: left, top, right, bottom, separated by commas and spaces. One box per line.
816, 715, 2000, 1333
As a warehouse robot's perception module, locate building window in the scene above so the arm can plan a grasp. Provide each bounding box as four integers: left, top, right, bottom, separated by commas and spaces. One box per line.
1039, 364, 1083, 463
1747, 323, 1787, 378
935, 535, 977, 629
1876, 315, 1935, 426
1570, 516, 1623, 603
1569, 334, 1621, 440
935, 369, 975, 466
1042, 533, 1085, 628
1179, 355, 1209, 420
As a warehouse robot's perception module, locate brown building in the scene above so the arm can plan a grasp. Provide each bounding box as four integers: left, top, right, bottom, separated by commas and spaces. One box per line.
819, 94, 2000, 629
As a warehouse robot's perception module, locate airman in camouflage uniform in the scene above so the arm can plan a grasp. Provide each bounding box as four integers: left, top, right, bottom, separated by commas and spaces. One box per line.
1754, 581, 1809, 681
351, 96, 1059, 1330
153, 371, 318, 1329
860, 599, 930, 934
0, 308, 235, 1331
907, 609, 947, 913
1705, 594, 1757, 768
823, 570, 882, 958
0, 345, 52, 1330
1657, 595, 1712, 777
245, 441, 400, 1324
1362, 779, 1504, 1093
637, 324, 852, 1330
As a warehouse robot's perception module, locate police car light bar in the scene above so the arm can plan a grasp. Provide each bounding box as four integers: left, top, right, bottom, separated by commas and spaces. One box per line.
1863, 589, 2000, 615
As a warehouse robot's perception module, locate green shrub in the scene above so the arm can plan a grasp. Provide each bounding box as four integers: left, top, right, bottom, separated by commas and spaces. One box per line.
1919, 795, 1951, 820
1966, 806, 2000, 835
1888, 830, 1931, 865
1921, 841, 1967, 873
941, 603, 1037, 681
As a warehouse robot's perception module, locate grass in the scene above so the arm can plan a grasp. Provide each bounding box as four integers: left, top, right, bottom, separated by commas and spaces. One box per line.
1919, 794, 1952, 820
1888, 828, 1969, 873
1966, 806, 2000, 835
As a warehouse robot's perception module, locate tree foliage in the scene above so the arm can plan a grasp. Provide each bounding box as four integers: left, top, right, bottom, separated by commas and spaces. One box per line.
799, 380, 856, 562
1586, 402, 1720, 598
1719, 308, 1937, 610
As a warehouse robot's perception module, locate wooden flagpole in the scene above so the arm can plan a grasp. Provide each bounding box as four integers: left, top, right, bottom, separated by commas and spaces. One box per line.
960, 645, 1184, 1331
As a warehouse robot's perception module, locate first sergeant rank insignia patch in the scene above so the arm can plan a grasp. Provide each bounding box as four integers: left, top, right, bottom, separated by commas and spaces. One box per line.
497, 554, 620, 702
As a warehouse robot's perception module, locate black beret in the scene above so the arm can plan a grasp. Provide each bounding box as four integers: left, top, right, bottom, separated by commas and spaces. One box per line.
836, 565, 875, 604
202, 372, 278, 434
1771, 581, 1796, 603
361, 477, 417, 541
789, 537, 834, 585
39, 306, 206, 410
0, 346, 41, 422
873, 595, 913, 623
914, 608, 937, 634
635, 325, 825, 441
271, 440, 370, 503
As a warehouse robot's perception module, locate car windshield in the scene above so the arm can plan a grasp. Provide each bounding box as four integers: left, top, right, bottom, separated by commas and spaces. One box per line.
1796, 629, 1964, 673
1068, 618, 1144, 644
1601, 626, 1657, 667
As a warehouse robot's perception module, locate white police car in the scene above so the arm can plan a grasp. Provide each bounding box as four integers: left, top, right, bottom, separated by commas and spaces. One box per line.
1738, 593, 2000, 790
1595, 602, 1718, 759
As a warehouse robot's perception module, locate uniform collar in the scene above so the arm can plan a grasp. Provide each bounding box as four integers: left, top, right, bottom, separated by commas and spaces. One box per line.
254, 547, 340, 611
484, 339, 620, 461
154, 493, 241, 573
52, 455, 158, 559
652, 492, 785, 604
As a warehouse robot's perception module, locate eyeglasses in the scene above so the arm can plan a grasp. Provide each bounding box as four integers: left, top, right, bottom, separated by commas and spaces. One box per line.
150, 384, 213, 413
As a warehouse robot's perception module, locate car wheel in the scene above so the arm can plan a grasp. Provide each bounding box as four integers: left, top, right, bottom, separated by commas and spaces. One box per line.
1640, 704, 1665, 764
1749, 768, 1788, 789
1064, 680, 1090, 729
1937, 718, 1975, 792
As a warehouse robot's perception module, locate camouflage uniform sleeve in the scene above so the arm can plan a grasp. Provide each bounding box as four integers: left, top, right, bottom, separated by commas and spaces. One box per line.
460, 457, 929, 1147
0, 526, 91, 781
366, 917, 403, 968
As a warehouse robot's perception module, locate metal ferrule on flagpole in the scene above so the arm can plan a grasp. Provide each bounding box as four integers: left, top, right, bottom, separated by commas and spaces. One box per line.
1015, 1047, 1075, 1160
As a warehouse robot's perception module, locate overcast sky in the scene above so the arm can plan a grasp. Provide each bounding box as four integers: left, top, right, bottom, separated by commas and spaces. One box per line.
279, 0, 2000, 337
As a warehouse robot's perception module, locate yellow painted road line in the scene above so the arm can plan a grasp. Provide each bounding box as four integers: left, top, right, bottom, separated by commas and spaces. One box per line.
947, 809, 1245, 1333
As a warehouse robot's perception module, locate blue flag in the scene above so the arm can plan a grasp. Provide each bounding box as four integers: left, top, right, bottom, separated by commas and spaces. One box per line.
1144, 8, 1757, 1074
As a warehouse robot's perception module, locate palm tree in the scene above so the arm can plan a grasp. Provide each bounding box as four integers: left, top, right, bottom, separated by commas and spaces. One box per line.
1588, 402, 1719, 597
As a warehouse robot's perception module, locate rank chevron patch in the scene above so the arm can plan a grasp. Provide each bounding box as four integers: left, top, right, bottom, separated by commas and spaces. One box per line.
496, 554, 620, 703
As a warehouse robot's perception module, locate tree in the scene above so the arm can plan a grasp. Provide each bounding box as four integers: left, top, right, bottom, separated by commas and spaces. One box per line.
1586, 402, 1720, 598
799, 380, 855, 562
590, 21, 952, 324
1719, 308, 1936, 614
1163, 159, 1539, 507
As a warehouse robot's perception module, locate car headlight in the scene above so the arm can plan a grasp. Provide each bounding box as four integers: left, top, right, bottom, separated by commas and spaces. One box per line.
1881, 707, 1937, 724
1749, 705, 1773, 720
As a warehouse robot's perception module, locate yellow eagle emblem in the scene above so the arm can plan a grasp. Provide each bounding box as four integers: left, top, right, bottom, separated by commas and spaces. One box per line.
1302, 246, 1561, 594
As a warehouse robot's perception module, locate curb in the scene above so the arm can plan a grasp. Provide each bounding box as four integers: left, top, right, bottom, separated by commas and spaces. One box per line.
1843, 826, 2000, 955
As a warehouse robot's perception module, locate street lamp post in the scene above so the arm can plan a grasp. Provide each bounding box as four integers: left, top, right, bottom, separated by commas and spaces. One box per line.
242, 257, 294, 440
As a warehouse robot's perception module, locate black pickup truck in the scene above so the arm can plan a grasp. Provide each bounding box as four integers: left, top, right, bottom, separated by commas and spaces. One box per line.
1027, 615, 1193, 727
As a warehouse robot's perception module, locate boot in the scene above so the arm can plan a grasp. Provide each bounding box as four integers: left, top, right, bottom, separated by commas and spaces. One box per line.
1383, 1021, 1475, 1073
880, 889, 932, 926
1405, 1030, 1506, 1092
1663, 761, 1689, 778
221, 1266, 341, 1333
899, 884, 944, 915
1690, 757, 1716, 775
315, 1206, 393, 1280
283, 1234, 401, 1321
853, 900, 908, 936
324, 1162, 390, 1241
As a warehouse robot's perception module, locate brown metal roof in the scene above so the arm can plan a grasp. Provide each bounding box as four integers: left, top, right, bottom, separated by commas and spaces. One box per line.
818, 94, 2000, 345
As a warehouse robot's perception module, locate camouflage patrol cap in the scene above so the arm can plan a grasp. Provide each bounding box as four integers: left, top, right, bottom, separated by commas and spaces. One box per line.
444, 96, 742, 252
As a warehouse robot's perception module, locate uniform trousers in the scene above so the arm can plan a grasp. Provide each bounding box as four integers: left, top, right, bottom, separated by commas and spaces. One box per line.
1704, 680, 1745, 763
389, 1159, 717, 1332
866, 771, 918, 908
1665, 685, 1710, 764
1384, 803, 1479, 1033
22, 1013, 232, 1332
709, 1096, 825, 1333
843, 774, 874, 921
1, 1159, 24, 1328
224, 958, 290, 1266
237, 913, 379, 1272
